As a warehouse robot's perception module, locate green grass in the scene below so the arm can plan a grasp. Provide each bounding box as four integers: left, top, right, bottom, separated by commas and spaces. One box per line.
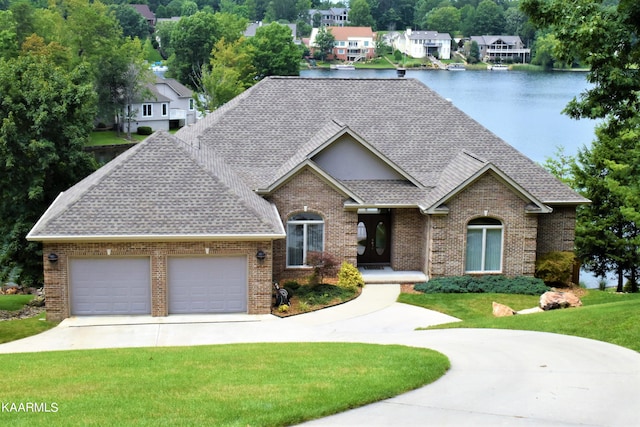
0, 343, 449, 426
0, 296, 58, 344
88, 130, 147, 147
399, 290, 640, 352
0, 295, 34, 311
0, 312, 57, 344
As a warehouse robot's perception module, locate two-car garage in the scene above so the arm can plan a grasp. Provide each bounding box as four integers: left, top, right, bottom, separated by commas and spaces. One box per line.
69, 256, 248, 316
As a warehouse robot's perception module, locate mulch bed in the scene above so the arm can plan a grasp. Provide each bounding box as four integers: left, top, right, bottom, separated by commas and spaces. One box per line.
272, 286, 362, 317
0, 306, 45, 322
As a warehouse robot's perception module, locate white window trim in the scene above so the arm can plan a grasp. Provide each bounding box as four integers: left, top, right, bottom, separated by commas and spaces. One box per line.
286, 215, 325, 268
161, 103, 168, 117
142, 103, 152, 117
465, 222, 504, 273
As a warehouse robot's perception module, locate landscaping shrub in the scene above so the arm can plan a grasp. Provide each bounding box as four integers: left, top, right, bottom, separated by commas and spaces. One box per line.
305, 251, 338, 286
295, 284, 354, 306
414, 275, 548, 295
337, 261, 364, 291
137, 126, 153, 135
535, 251, 575, 285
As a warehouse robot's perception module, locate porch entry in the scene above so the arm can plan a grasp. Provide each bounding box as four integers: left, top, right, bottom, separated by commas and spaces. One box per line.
357, 210, 391, 265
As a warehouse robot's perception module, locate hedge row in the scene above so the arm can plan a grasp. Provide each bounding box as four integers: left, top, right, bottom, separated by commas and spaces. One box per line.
414, 275, 549, 295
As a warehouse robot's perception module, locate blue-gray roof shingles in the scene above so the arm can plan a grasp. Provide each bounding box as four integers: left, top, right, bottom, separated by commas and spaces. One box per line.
28, 132, 284, 239
177, 77, 587, 205
29, 77, 586, 240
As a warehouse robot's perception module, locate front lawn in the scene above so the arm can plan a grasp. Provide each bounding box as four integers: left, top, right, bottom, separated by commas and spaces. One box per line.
0, 295, 58, 344
0, 343, 449, 426
88, 130, 147, 147
0, 294, 34, 311
399, 290, 640, 352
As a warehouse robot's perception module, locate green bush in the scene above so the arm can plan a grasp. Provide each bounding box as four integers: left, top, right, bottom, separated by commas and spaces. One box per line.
282, 280, 300, 291
296, 284, 355, 306
535, 251, 575, 285
337, 262, 364, 291
414, 275, 548, 295
137, 126, 153, 135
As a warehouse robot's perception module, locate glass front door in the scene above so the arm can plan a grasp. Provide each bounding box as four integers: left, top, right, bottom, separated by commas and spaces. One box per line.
357, 212, 391, 265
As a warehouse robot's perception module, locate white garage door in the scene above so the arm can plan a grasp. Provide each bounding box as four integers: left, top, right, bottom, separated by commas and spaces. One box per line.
70, 258, 151, 315
168, 257, 247, 314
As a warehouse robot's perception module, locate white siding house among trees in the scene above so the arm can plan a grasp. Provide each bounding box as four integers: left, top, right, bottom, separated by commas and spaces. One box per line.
393, 29, 452, 60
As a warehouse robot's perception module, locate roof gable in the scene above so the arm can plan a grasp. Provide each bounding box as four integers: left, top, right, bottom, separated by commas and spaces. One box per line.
175, 76, 588, 206
423, 158, 552, 214
27, 133, 284, 241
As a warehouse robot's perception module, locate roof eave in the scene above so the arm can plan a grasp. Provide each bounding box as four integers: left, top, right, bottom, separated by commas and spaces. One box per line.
423, 163, 553, 214
27, 233, 287, 243
257, 161, 366, 204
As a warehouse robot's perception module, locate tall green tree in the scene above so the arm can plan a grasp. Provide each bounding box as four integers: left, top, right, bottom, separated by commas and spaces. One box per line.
167, 11, 247, 87
0, 10, 19, 60
94, 37, 154, 139
348, 0, 374, 28
523, 0, 640, 290
572, 121, 640, 292
472, 0, 504, 35
426, 6, 460, 36
522, 0, 640, 122
313, 25, 335, 61
0, 37, 97, 285
249, 22, 300, 78
199, 37, 256, 111
110, 4, 149, 40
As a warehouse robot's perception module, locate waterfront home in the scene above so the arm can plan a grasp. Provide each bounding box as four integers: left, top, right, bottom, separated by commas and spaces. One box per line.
29, 77, 587, 320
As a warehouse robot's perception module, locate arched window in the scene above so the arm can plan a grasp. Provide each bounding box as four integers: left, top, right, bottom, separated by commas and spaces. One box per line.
465, 218, 503, 273
286, 213, 324, 267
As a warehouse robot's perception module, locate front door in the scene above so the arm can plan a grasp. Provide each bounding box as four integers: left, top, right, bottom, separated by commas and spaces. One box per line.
357, 212, 391, 265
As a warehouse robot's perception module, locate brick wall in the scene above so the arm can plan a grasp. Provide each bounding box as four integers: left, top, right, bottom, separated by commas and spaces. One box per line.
391, 209, 426, 271
42, 240, 273, 322
429, 172, 539, 278
267, 168, 357, 282
536, 206, 577, 255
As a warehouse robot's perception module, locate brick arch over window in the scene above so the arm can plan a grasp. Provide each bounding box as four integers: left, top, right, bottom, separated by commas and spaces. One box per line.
465, 217, 503, 273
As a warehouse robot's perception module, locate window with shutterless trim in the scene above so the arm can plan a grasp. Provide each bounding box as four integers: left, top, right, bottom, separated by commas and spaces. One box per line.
465, 218, 503, 273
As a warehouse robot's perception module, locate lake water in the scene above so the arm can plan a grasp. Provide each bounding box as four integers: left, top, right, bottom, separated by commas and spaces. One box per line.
302, 68, 606, 287
301, 68, 598, 164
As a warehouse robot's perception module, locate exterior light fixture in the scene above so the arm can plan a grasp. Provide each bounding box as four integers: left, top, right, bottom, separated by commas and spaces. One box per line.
256, 250, 266, 262
47, 253, 59, 263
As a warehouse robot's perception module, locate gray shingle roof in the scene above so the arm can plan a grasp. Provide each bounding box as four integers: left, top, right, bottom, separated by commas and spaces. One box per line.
29, 77, 586, 241
177, 76, 587, 205
28, 132, 284, 240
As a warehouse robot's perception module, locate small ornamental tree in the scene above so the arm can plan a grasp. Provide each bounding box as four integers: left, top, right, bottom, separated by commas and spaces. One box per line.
305, 251, 339, 287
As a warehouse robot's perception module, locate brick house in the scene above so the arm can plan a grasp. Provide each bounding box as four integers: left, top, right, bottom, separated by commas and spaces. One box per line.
28, 77, 587, 321
310, 26, 376, 62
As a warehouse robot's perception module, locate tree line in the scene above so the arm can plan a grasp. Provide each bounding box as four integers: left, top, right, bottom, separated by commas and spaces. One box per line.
1, 0, 638, 292
0, 0, 301, 286
532, 0, 640, 292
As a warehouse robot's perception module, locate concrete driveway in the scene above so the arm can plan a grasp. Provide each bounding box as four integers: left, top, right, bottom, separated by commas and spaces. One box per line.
1, 285, 639, 426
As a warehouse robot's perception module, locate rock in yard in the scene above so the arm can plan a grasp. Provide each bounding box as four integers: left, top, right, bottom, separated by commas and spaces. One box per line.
539, 291, 582, 311
492, 302, 516, 317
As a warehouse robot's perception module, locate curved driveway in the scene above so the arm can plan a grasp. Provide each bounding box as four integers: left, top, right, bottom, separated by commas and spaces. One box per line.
1, 285, 639, 426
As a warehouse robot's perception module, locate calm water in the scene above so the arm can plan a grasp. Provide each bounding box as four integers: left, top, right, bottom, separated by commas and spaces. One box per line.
302, 68, 605, 287
301, 68, 598, 164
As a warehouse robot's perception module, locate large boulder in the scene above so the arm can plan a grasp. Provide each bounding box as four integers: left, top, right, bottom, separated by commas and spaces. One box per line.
492, 302, 516, 317
539, 291, 582, 311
